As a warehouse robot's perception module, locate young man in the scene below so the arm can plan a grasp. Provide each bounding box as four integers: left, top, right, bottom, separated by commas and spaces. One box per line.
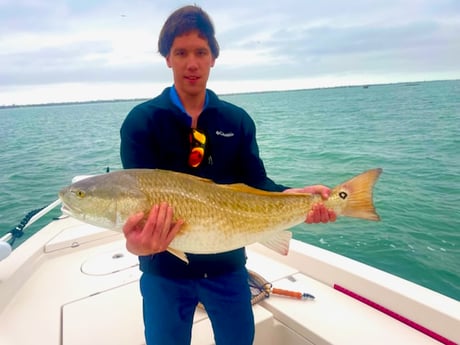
120, 5, 336, 345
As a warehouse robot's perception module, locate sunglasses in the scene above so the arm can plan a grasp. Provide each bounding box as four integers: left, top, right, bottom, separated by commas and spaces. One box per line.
189, 128, 206, 168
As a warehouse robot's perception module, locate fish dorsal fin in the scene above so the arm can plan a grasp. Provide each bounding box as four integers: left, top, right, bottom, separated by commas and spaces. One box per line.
220, 183, 286, 196
259, 231, 292, 256
168, 169, 286, 196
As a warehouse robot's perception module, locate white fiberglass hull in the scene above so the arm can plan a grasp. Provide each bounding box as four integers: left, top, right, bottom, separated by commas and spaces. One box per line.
0, 216, 458, 345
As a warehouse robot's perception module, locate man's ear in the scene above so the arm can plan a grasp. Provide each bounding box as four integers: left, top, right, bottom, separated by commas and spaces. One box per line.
166, 55, 172, 68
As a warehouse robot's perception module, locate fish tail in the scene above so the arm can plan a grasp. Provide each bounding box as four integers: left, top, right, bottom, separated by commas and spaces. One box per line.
337, 168, 382, 221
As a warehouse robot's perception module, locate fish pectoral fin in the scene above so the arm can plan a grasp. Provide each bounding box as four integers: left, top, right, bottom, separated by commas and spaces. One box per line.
259, 231, 292, 256
167, 247, 189, 264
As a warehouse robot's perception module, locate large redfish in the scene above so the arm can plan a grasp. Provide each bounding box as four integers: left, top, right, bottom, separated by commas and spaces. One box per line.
59, 168, 382, 262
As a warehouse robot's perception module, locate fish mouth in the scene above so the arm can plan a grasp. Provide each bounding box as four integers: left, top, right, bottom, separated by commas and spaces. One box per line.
60, 204, 73, 216
60, 205, 86, 223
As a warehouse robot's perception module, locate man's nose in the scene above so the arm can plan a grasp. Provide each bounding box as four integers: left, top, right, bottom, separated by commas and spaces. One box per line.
186, 55, 198, 70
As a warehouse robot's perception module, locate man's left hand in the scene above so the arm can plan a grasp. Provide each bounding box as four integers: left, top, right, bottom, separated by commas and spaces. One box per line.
283, 185, 337, 224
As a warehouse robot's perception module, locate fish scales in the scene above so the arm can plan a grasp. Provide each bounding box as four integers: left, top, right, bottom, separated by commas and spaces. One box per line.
128, 170, 312, 252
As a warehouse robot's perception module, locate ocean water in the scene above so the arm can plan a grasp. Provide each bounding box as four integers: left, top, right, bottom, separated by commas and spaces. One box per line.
1, 80, 459, 300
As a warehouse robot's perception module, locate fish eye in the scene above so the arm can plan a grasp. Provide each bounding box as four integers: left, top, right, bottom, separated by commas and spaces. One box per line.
72, 189, 86, 198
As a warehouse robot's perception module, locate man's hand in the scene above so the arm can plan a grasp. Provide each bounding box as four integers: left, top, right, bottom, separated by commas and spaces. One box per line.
305, 202, 337, 224
284, 185, 337, 224
122, 202, 184, 256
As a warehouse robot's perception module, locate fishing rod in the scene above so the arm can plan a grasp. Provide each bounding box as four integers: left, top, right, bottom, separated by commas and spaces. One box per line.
0, 199, 62, 261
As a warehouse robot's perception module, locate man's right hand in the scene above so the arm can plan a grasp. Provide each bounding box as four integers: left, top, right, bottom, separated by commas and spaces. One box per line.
122, 202, 184, 256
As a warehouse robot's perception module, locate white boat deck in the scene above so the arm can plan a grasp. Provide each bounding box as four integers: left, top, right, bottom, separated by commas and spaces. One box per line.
1, 216, 459, 345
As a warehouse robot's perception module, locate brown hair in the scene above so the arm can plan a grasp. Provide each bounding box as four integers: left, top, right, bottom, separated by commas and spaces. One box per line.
158, 5, 220, 58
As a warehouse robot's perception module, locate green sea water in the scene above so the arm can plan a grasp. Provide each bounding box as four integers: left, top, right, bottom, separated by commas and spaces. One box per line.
1, 80, 459, 300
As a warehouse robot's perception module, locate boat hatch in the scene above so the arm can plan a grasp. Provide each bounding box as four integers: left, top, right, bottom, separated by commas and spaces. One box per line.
45, 222, 119, 252
81, 246, 139, 276
62, 281, 145, 345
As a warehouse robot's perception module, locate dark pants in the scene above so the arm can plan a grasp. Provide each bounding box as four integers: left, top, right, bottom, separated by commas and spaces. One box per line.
140, 268, 255, 345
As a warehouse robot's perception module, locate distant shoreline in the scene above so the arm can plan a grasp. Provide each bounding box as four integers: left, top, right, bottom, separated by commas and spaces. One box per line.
0, 97, 149, 110
0, 79, 456, 109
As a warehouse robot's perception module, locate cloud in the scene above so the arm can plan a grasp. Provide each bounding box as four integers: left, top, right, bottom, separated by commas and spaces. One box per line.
210, 0, 458, 83
0, 40, 170, 85
1, 0, 459, 105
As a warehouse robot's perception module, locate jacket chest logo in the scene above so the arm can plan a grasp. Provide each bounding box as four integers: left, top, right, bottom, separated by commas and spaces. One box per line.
215, 130, 234, 137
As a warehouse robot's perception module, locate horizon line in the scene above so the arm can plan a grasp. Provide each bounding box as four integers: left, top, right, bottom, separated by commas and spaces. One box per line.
1, 78, 457, 109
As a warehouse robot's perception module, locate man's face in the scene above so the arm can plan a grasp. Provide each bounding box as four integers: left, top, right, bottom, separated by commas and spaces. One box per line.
166, 30, 216, 97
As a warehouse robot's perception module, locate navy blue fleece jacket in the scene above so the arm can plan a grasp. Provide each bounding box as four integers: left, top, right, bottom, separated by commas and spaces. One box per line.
120, 87, 287, 278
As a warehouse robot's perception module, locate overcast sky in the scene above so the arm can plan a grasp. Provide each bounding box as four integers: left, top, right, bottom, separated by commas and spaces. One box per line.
1, 0, 459, 105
